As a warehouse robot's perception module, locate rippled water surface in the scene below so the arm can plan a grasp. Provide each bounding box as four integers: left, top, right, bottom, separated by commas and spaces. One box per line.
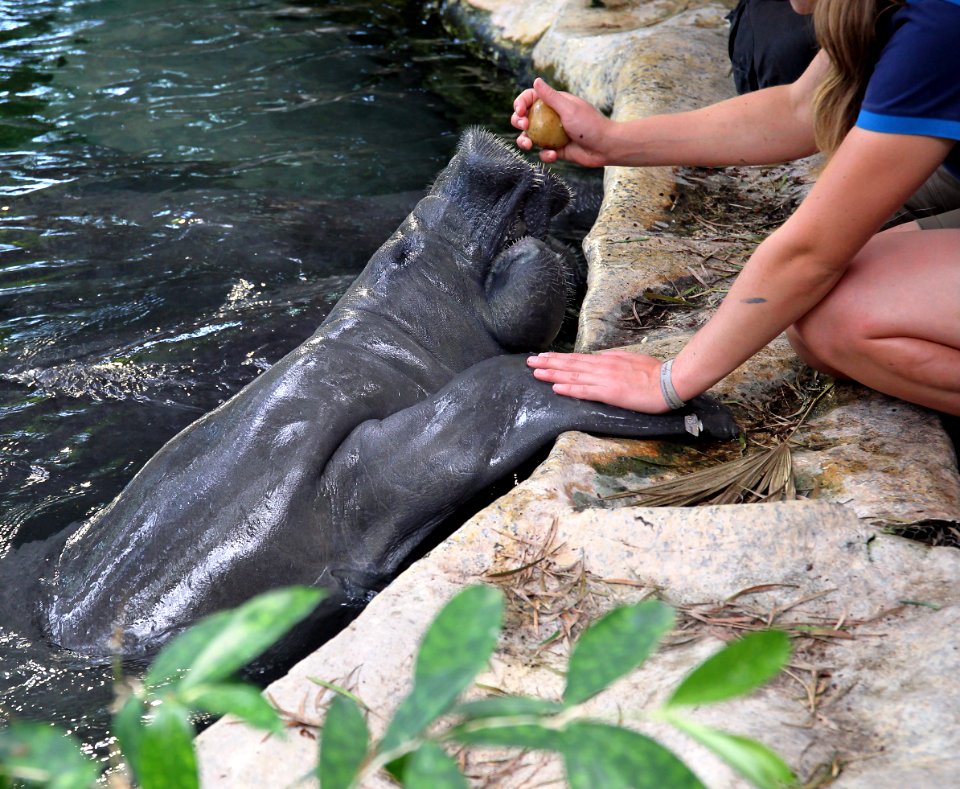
0, 0, 520, 757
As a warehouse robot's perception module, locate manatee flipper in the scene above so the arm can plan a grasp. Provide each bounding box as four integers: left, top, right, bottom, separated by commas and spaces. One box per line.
317, 354, 738, 587
484, 237, 573, 351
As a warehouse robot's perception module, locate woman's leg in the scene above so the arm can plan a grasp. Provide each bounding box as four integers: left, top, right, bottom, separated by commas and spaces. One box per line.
787, 228, 960, 416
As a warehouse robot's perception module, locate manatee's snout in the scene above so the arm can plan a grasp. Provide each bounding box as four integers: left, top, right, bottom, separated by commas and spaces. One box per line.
437, 128, 571, 262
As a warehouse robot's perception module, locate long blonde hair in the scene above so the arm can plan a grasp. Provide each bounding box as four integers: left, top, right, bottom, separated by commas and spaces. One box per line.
812, 0, 903, 156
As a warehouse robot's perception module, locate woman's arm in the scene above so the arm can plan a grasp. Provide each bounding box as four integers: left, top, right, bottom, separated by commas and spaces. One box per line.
670, 128, 952, 398
513, 51, 829, 168
528, 128, 953, 412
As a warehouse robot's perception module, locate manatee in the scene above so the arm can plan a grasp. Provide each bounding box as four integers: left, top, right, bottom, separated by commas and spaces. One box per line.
38, 129, 738, 656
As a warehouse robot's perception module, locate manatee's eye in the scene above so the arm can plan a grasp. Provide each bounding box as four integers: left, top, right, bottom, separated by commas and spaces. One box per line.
395, 232, 423, 266
378, 229, 423, 269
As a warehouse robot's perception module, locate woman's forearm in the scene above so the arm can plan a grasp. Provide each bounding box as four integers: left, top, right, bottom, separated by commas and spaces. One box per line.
513, 53, 827, 169
606, 89, 817, 167
669, 229, 844, 399
604, 52, 827, 168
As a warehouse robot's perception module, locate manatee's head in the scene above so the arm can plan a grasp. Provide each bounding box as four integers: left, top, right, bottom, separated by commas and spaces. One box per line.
426, 127, 571, 260
338, 129, 579, 367
416, 128, 578, 352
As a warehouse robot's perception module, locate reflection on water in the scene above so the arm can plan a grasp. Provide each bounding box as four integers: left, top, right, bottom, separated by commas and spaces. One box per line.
0, 0, 519, 759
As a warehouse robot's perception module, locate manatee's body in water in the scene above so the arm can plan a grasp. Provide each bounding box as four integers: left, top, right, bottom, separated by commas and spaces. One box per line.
36, 130, 738, 656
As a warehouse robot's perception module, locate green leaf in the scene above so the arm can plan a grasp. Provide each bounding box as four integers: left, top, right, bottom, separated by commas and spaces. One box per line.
133, 701, 199, 789
0, 722, 98, 789
379, 585, 503, 754
113, 696, 147, 780
447, 721, 559, 751
453, 696, 564, 720
404, 742, 468, 789
384, 754, 411, 783
666, 630, 791, 708
561, 722, 704, 789
145, 586, 325, 691
666, 713, 794, 789
318, 694, 369, 789
563, 599, 675, 706
180, 682, 282, 733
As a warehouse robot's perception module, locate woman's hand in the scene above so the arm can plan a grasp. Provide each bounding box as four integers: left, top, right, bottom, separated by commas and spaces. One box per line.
527, 349, 673, 414
511, 78, 612, 167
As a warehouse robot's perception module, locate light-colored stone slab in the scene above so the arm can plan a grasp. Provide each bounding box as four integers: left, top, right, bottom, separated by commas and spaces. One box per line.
454, 0, 567, 46
198, 444, 960, 786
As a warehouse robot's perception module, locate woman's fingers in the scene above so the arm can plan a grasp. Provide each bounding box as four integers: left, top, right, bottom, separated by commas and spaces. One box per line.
511, 78, 610, 167
532, 78, 565, 112
512, 79, 570, 159
529, 354, 619, 396
533, 367, 619, 403
551, 381, 610, 401
511, 86, 540, 132
526, 351, 670, 413
512, 87, 538, 116
527, 352, 611, 371
528, 350, 659, 371
531, 367, 608, 387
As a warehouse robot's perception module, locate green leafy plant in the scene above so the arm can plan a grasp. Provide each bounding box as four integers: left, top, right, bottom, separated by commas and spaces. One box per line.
0, 722, 98, 789
0, 586, 325, 789
1, 584, 794, 789
317, 585, 795, 789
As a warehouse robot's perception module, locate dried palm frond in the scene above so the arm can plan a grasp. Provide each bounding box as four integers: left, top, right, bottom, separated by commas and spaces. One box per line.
602, 383, 833, 507
602, 441, 795, 506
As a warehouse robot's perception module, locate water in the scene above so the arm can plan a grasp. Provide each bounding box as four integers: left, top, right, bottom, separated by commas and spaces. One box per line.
0, 0, 524, 759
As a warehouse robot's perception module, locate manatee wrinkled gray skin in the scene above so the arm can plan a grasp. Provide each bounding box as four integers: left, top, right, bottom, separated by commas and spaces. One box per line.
41, 129, 738, 656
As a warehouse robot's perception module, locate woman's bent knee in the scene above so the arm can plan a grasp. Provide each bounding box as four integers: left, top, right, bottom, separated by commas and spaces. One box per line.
787, 323, 847, 378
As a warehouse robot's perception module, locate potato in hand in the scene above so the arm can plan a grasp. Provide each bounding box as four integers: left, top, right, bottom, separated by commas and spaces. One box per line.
526, 99, 570, 149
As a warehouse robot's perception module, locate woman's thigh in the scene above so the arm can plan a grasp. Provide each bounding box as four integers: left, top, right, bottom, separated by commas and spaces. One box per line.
799, 227, 960, 349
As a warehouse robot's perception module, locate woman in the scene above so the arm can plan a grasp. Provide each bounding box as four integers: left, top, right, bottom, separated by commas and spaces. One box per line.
511, 0, 960, 418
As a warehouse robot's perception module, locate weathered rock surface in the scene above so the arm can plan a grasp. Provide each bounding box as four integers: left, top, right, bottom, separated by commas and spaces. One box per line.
197, 1, 960, 786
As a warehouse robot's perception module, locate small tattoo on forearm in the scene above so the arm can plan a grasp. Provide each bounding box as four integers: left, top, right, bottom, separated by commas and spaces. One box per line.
742, 297, 767, 304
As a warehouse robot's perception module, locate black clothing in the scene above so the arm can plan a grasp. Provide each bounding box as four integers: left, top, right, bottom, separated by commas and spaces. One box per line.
727, 0, 818, 94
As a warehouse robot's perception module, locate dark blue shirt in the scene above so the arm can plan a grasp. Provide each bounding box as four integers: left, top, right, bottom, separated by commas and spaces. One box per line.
857, 0, 960, 175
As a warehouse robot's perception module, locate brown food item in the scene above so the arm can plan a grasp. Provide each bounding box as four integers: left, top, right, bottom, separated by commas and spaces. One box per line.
526, 99, 570, 149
